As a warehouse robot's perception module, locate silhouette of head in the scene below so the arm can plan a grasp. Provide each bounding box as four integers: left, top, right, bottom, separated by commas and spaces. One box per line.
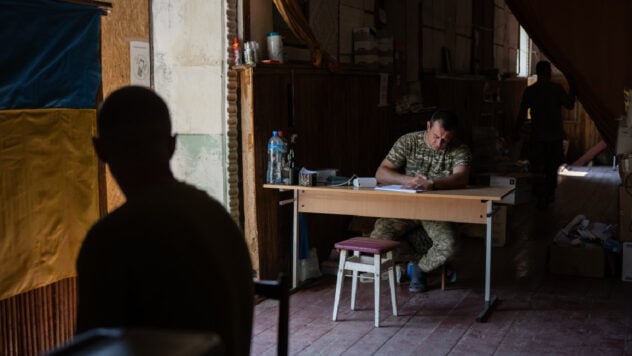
93, 86, 176, 186
535, 60, 552, 80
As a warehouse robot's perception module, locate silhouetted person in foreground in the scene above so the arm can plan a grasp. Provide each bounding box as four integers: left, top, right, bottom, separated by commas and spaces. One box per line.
516, 60, 576, 210
76, 86, 254, 356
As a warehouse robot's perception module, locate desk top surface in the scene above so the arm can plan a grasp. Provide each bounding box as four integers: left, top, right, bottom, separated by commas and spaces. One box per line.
263, 184, 514, 201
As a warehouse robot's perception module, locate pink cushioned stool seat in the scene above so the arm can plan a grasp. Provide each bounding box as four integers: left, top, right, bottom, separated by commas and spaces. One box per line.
334, 237, 400, 254
332, 237, 400, 327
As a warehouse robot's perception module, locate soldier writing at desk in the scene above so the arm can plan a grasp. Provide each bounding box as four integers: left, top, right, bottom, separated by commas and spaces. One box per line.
370, 110, 472, 292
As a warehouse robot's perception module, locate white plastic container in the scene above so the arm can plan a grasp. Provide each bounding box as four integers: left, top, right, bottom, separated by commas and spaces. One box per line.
267, 32, 283, 63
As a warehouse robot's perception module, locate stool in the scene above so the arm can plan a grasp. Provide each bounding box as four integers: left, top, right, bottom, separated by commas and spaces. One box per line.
332, 237, 400, 327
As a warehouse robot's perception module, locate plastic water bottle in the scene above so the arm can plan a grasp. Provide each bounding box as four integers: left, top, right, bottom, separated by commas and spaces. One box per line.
266, 131, 283, 184
407, 262, 415, 280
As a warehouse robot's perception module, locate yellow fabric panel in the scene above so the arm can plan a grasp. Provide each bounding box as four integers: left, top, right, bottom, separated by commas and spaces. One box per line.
0, 109, 99, 301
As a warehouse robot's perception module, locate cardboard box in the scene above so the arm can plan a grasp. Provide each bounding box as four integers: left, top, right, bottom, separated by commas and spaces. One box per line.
489, 173, 534, 205
461, 205, 508, 246
616, 119, 632, 154
549, 244, 605, 278
619, 186, 632, 242
623, 242, 632, 282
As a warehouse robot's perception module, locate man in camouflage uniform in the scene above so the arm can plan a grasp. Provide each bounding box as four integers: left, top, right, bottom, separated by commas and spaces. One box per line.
370, 110, 471, 292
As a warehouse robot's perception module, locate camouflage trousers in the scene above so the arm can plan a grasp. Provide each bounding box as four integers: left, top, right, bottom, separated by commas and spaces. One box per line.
369, 218, 456, 273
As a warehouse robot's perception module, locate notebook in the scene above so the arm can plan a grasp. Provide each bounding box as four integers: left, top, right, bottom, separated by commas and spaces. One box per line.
374, 185, 424, 193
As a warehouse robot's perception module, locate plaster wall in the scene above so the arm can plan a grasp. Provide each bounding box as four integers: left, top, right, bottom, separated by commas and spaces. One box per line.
152, 0, 228, 204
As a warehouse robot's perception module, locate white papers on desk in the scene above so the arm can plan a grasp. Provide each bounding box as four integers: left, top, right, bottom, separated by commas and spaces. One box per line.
374, 185, 424, 193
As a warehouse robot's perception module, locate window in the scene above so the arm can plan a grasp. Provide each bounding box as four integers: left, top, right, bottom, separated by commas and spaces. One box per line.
517, 26, 531, 77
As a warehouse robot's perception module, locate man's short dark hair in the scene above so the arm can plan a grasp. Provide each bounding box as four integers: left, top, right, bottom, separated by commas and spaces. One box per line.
97, 85, 172, 142
536, 60, 552, 77
430, 110, 459, 131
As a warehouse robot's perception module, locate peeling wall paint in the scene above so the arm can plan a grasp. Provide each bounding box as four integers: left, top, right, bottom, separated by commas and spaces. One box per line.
152, 0, 228, 206
171, 134, 226, 203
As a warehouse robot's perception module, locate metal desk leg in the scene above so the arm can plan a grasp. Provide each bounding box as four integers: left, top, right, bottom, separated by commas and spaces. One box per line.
476, 200, 498, 322
292, 189, 299, 289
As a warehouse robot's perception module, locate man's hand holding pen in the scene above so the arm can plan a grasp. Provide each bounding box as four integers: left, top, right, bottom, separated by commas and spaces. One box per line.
402, 173, 434, 191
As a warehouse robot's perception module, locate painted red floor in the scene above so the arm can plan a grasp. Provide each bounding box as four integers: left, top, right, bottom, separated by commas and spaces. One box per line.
252, 166, 632, 355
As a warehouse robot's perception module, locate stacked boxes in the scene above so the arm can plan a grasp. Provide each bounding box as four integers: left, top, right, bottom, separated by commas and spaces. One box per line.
352, 27, 378, 68
352, 27, 393, 71
376, 36, 393, 71
549, 215, 618, 278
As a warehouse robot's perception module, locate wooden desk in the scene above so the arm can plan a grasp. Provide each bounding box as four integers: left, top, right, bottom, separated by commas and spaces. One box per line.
264, 184, 514, 322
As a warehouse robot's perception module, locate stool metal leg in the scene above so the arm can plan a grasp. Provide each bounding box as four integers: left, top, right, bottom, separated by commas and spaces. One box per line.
374, 253, 381, 327
387, 251, 398, 317
350, 250, 360, 310
332, 249, 347, 321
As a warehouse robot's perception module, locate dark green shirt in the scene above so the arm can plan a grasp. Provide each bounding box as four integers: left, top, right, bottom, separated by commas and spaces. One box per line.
520, 80, 575, 142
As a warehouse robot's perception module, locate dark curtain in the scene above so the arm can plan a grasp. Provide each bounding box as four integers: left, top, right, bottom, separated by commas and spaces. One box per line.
505, 0, 632, 149
272, 0, 338, 71
0, 0, 102, 109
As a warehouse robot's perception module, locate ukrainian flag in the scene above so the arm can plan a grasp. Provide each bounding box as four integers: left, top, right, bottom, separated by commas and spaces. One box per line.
0, 0, 102, 300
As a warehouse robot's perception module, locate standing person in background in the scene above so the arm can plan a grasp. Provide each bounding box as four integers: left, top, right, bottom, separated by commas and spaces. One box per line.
76, 86, 254, 356
515, 60, 576, 210
370, 110, 472, 292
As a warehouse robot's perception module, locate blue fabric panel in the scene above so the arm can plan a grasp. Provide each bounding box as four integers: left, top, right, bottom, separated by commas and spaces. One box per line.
299, 213, 310, 260
0, 0, 101, 109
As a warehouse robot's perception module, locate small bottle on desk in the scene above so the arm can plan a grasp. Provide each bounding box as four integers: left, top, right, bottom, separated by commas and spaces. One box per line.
266, 131, 283, 184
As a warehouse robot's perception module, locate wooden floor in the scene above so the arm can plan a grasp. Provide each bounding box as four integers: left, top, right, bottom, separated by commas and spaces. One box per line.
252, 166, 632, 355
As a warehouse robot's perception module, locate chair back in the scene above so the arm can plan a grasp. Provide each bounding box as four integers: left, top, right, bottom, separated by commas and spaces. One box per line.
254, 273, 289, 356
